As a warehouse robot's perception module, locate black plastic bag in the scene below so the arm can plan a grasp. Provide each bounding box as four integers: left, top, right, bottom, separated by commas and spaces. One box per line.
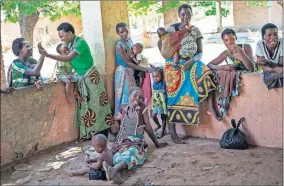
220, 117, 248, 149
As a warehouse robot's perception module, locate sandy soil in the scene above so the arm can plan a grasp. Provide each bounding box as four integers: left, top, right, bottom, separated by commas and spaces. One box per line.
1, 135, 282, 186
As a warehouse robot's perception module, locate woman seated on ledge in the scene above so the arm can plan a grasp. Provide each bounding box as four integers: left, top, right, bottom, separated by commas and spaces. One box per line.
7, 38, 45, 90
208, 28, 254, 72
207, 28, 254, 118
103, 87, 167, 184
256, 23, 283, 90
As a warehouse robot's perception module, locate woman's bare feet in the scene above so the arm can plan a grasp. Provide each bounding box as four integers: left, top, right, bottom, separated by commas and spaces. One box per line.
170, 123, 186, 144
108, 166, 124, 184
35, 81, 43, 91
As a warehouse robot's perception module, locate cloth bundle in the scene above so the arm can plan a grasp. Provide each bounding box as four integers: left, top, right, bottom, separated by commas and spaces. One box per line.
160, 30, 189, 59
214, 70, 242, 118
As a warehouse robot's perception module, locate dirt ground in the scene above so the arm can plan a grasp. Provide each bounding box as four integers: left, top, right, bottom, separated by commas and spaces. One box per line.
1, 135, 283, 186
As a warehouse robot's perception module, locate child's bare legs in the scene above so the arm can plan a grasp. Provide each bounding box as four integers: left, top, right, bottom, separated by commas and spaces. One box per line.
152, 113, 161, 132
158, 114, 169, 139
35, 80, 43, 91
65, 165, 89, 177
173, 52, 179, 69
65, 80, 75, 104
107, 160, 126, 184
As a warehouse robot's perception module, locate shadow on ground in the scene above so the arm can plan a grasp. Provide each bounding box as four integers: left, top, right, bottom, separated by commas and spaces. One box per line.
1, 135, 282, 185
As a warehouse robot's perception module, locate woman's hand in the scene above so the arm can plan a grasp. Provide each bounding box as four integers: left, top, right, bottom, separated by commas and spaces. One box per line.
257, 59, 272, 67
261, 65, 273, 72
182, 58, 194, 70
220, 65, 236, 71
37, 42, 48, 56
157, 142, 168, 148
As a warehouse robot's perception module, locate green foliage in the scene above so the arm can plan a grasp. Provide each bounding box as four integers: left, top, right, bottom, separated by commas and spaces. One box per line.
127, 0, 160, 16
245, 1, 267, 7
127, 1, 230, 17
0, 0, 81, 23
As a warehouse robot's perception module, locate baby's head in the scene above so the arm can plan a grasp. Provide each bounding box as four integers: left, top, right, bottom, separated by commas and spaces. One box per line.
152, 67, 164, 83
56, 43, 69, 55
91, 134, 108, 153
157, 27, 168, 39
133, 43, 144, 55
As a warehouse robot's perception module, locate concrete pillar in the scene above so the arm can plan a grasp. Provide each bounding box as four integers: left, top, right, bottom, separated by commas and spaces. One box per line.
162, 1, 179, 29
80, 1, 129, 111
101, 1, 129, 111
80, 1, 106, 77
0, 37, 7, 88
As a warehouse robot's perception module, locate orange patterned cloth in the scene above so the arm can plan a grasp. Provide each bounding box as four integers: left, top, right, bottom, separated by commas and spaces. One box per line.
160, 30, 189, 58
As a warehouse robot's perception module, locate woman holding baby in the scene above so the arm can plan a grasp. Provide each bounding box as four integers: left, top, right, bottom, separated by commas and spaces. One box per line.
161, 4, 221, 144
114, 22, 153, 116
38, 22, 113, 141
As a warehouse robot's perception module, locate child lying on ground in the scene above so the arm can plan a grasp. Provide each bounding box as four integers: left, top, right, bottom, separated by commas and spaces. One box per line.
56, 44, 78, 104
65, 134, 113, 180
130, 43, 149, 87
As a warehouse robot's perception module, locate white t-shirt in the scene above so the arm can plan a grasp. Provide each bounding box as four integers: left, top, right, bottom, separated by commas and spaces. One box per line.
255, 38, 283, 64
136, 53, 149, 68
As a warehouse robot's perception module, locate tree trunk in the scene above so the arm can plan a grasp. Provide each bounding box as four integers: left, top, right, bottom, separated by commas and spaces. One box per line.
162, 1, 178, 29
19, 11, 40, 47
216, 0, 223, 32
0, 36, 7, 88
141, 15, 152, 48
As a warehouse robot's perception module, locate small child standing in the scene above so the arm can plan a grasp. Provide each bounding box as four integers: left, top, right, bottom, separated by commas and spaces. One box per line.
130, 43, 149, 87
151, 67, 169, 139
65, 134, 113, 181
56, 44, 78, 104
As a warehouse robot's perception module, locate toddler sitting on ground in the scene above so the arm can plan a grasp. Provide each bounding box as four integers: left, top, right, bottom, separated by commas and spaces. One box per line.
65, 134, 113, 181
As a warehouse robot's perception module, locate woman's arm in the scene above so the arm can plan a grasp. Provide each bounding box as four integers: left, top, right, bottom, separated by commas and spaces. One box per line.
196, 38, 202, 54
24, 54, 45, 76
207, 52, 231, 70
38, 43, 78, 62
236, 44, 254, 72
46, 51, 78, 62
256, 56, 283, 73
117, 45, 148, 72
142, 108, 166, 147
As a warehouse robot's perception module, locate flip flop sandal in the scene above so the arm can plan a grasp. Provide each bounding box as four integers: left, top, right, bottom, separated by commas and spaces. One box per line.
102, 161, 110, 181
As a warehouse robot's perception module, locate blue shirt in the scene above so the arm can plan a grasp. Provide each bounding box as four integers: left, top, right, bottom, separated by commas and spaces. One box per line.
115, 39, 133, 67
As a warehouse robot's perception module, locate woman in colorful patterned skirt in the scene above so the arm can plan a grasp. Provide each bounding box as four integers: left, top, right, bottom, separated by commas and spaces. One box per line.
103, 87, 167, 184
38, 22, 113, 140
164, 4, 221, 144
114, 22, 152, 116
207, 28, 254, 118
